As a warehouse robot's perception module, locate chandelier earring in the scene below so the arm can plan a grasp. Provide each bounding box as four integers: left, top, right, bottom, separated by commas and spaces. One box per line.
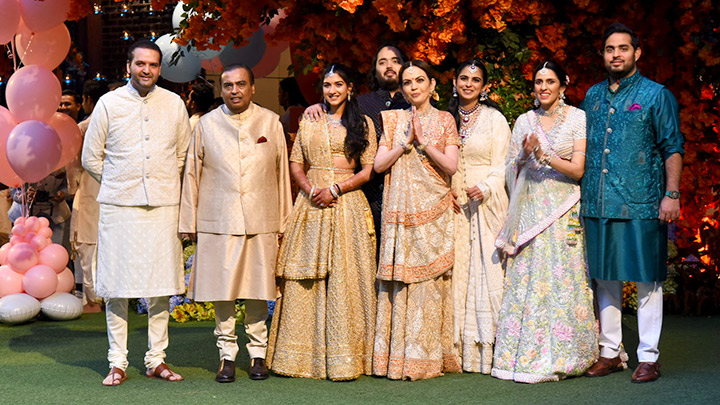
479, 90, 488, 101
452, 86, 458, 98
348, 92, 352, 101
533, 96, 540, 108
558, 92, 565, 107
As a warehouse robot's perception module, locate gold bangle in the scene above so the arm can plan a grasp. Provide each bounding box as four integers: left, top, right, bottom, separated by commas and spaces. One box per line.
417, 141, 429, 152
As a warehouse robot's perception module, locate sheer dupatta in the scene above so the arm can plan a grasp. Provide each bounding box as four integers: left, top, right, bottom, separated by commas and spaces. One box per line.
495, 110, 581, 255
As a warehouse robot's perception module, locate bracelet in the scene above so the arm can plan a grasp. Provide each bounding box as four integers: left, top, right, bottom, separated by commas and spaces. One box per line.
417, 140, 430, 152
335, 183, 343, 196
572, 150, 586, 157
309, 186, 316, 197
401, 142, 412, 152
538, 152, 552, 166
329, 184, 340, 199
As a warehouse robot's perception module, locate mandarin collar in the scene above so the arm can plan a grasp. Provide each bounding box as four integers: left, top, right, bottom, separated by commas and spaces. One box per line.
126, 81, 158, 99
607, 70, 641, 94
222, 102, 255, 122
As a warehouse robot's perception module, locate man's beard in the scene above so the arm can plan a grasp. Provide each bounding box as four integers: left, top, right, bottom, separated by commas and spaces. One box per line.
607, 60, 636, 81
377, 74, 399, 92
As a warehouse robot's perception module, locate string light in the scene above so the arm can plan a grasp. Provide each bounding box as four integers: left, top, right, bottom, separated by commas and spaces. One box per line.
122, 30, 132, 41
120, 3, 130, 16
64, 74, 72, 85
93, 3, 103, 14
124, 72, 131, 82
94, 73, 106, 81
149, 31, 157, 41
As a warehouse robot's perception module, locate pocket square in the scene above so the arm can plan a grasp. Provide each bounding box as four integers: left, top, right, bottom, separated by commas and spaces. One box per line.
628, 103, 642, 111
257, 136, 268, 143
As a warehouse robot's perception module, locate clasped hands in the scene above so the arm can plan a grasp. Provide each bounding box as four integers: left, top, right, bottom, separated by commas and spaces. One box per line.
310, 187, 336, 209
521, 133, 543, 161
401, 106, 428, 150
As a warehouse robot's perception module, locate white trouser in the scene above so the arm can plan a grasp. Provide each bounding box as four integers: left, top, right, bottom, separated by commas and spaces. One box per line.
105, 297, 170, 371
595, 280, 663, 362
74, 242, 100, 304
214, 299, 269, 361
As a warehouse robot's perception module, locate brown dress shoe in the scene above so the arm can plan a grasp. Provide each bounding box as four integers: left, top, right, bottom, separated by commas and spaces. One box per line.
584, 356, 627, 377
631, 362, 661, 383
215, 359, 236, 383
249, 358, 269, 380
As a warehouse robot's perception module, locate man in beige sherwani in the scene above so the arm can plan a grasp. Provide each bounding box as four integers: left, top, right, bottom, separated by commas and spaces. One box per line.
83, 40, 191, 386
179, 64, 292, 383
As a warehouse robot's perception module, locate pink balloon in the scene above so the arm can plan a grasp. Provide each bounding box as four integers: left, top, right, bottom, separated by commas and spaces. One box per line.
14, 217, 26, 226
7, 243, 39, 274
18, 0, 70, 32
11, 224, 28, 237
23, 231, 35, 242
0, 265, 24, 297
25, 216, 40, 233
14, 20, 71, 70
22, 264, 58, 299
38, 217, 50, 228
0, 106, 22, 187
6, 65, 62, 122
56, 267, 74, 293
0, 243, 10, 265
38, 226, 53, 239
10, 236, 23, 245
29, 234, 48, 251
47, 112, 83, 170
252, 44, 285, 79
38, 244, 69, 273
6, 120, 62, 183
0, 0, 21, 44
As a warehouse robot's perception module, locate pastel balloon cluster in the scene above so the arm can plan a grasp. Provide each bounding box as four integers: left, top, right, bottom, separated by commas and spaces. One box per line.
0, 217, 74, 300
0, 0, 81, 187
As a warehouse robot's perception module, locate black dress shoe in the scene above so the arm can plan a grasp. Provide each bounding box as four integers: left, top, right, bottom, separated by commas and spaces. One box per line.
249, 358, 269, 380
215, 359, 236, 383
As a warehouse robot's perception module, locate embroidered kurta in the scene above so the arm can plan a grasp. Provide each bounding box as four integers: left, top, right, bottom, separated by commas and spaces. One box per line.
581, 71, 684, 282
267, 115, 378, 381
179, 103, 292, 301
492, 107, 598, 383
82, 83, 190, 298
373, 107, 462, 381
451, 106, 510, 374
70, 116, 100, 244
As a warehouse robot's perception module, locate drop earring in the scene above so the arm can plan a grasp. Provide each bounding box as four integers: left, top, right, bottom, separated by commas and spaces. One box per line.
452, 87, 458, 98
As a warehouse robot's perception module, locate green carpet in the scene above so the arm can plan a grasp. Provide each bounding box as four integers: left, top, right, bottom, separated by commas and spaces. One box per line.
0, 313, 717, 404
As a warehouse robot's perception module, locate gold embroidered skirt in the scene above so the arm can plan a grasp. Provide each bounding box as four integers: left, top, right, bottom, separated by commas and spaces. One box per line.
267, 188, 377, 381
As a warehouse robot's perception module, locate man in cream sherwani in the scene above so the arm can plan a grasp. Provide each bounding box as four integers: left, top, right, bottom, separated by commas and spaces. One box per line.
179, 64, 292, 383
83, 39, 191, 386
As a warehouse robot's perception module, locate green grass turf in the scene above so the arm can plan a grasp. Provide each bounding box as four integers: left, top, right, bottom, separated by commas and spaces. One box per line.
1, 313, 718, 404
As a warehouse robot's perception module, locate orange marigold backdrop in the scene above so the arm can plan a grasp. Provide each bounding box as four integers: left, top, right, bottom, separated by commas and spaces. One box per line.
64, 0, 720, 265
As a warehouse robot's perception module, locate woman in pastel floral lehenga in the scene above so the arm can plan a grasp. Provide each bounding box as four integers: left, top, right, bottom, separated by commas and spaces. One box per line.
448, 58, 511, 374
267, 64, 378, 381
372, 60, 462, 381
492, 61, 598, 383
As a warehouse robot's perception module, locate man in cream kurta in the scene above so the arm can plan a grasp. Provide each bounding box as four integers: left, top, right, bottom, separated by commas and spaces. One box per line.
68, 80, 109, 313
82, 40, 191, 386
179, 64, 292, 383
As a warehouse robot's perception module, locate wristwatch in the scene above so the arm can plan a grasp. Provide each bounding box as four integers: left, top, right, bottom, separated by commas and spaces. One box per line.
665, 190, 680, 199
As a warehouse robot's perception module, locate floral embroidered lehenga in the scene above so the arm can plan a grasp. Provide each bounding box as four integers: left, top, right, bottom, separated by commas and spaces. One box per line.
267, 115, 378, 381
491, 106, 598, 383
372, 107, 462, 381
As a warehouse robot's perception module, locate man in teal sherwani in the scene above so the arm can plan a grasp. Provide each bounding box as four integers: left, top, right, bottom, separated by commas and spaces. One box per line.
580, 23, 684, 383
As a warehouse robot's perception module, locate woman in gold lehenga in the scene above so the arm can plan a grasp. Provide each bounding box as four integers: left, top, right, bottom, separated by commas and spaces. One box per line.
372, 60, 462, 381
267, 64, 378, 381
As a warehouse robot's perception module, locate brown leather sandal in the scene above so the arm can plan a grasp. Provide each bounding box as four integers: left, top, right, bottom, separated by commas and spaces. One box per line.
145, 363, 184, 381
102, 367, 127, 386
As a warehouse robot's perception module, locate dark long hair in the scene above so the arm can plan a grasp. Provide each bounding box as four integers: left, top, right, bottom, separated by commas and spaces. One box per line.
533, 60, 572, 105
447, 58, 504, 129
322, 63, 369, 163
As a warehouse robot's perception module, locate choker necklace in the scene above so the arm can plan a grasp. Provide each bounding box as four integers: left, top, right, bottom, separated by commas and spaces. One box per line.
459, 103, 481, 123
327, 113, 342, 126
536, 103, 562, 117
